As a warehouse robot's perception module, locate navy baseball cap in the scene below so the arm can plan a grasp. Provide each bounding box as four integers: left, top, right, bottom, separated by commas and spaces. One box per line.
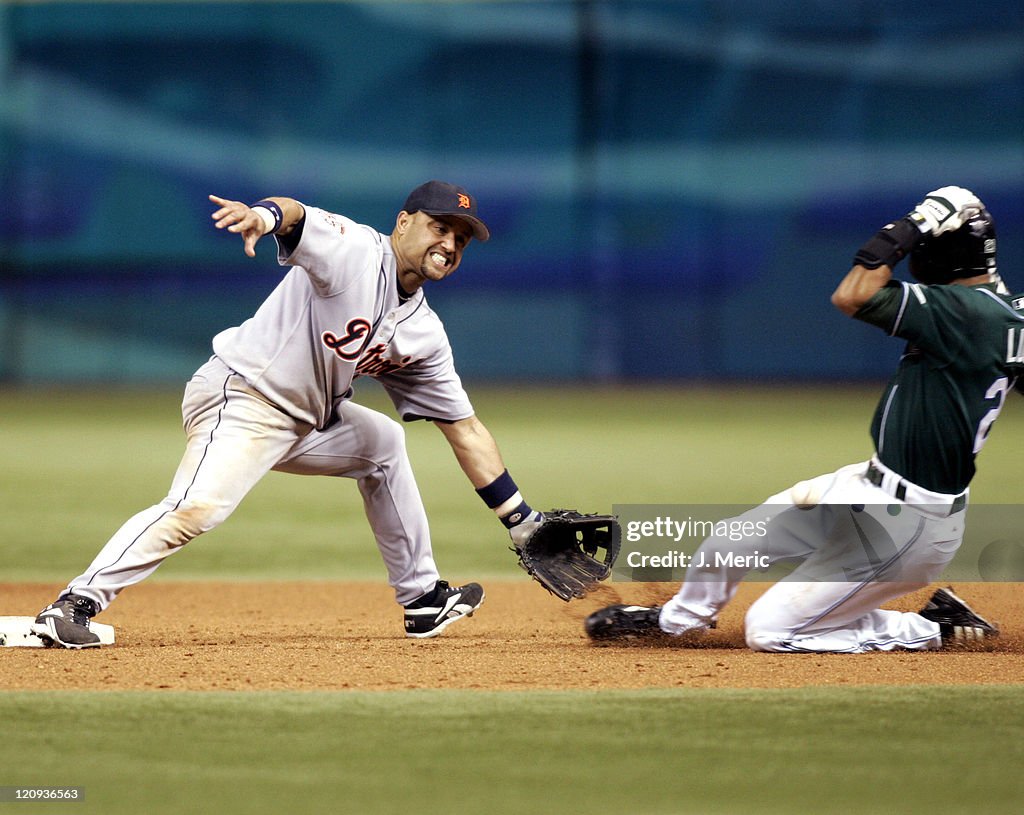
402, 180, 490, 242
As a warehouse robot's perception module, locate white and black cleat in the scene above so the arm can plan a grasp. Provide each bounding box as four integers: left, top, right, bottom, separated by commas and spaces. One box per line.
585, 604, 666, 641
30, 595, 102, 649
404, 580, 484, 639
919, 586, 999, 646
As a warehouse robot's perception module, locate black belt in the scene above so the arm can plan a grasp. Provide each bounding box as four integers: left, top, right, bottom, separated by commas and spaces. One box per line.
865, 463, 966, 515
865, 463, 905, 500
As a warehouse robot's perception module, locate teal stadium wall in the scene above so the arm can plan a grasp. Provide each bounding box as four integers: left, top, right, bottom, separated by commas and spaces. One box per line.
1, 1, 1022, 383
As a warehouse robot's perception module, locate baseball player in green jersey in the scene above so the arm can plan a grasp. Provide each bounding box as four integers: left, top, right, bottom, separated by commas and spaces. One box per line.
32, 181, 548, 648
588, 186, 1013, 652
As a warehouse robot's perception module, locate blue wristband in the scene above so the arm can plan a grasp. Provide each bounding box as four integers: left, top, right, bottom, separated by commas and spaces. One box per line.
476, 469, 518, 509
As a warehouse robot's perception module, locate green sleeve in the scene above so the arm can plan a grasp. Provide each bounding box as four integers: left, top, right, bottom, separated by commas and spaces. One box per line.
852, 281, 906, 335
859, 282, 975, 364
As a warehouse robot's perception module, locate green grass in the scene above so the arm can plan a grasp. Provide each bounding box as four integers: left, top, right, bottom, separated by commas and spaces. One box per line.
2, 383, 1024, 581
1, 687, 1022, 815
3, 386, 1024, 815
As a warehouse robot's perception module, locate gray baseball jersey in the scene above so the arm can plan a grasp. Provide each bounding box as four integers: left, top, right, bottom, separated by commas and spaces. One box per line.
60, 202, 471, 612
212, 205, 474, 429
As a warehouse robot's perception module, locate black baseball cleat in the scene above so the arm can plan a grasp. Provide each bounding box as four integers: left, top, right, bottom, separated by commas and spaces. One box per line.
585, 604, 666, 641
31, 594, 102, 649
919, 586, 999, 645
403, 580, 485, 639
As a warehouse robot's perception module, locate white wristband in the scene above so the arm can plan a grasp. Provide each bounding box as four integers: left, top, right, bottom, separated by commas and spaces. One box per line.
493, 491, 524, 518
251, 205, 277, 236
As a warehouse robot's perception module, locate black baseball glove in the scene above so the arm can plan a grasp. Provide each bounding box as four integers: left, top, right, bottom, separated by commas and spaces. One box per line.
513, 509, 621, 601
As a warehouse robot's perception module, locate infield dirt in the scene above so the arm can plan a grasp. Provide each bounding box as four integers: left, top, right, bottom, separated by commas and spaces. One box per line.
2, 581, 1021, 691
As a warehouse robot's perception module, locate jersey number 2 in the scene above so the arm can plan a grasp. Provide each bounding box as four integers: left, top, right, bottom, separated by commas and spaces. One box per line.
973, 376, 1009, 454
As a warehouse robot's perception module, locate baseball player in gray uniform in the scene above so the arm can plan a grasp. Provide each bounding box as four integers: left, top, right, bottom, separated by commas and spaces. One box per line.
33, 181, 545, 648
587, 186, 1011, 652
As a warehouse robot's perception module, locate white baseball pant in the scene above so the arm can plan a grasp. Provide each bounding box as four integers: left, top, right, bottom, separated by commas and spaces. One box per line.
659, 461, 967, 652
64, 357, 439, 609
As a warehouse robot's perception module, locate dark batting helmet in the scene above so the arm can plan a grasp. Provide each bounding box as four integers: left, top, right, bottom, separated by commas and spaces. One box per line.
909, 207, 997, 285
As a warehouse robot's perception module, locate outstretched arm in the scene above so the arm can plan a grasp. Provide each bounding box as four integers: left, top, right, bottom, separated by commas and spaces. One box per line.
434, 415, 507, 488
437, 415, 617, 602
434, 416, 542, 545
209, 195, 305, 258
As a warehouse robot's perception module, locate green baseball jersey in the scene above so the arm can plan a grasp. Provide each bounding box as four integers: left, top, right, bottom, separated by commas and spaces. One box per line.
854, 280, 1024, 494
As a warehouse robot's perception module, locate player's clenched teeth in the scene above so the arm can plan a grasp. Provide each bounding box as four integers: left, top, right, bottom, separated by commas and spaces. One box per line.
430, 252, 450, 268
